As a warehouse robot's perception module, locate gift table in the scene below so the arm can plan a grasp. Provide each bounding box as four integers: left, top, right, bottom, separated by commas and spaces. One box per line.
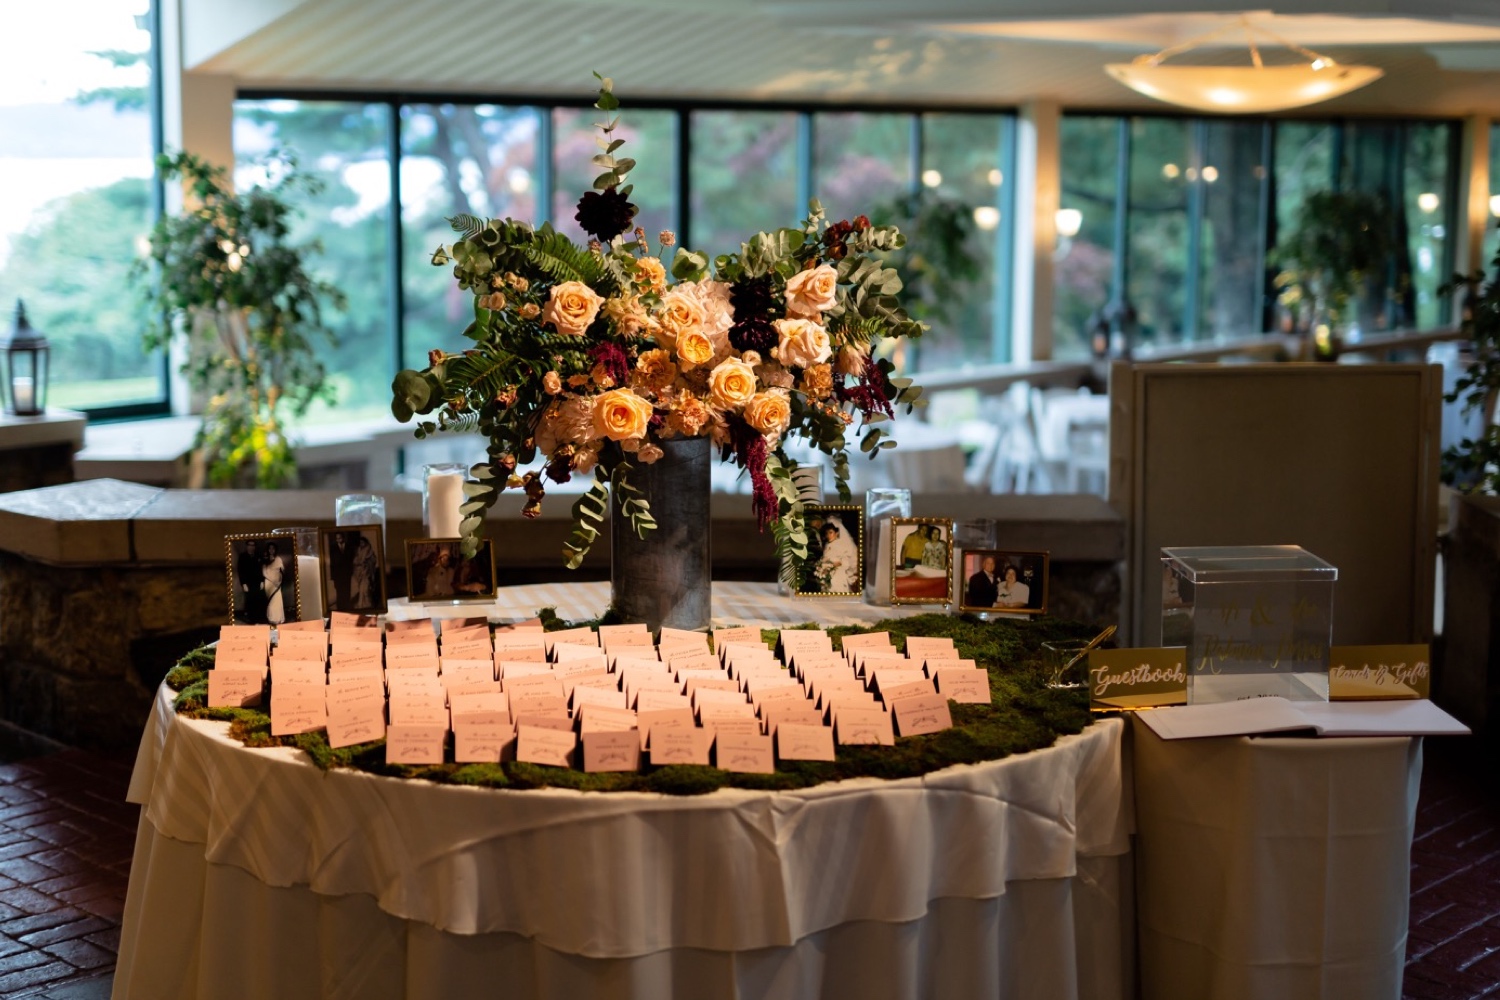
115, 683, 1132, 1000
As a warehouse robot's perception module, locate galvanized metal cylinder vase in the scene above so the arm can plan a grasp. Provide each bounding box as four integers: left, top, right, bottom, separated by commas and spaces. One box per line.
610, 436, 712, 632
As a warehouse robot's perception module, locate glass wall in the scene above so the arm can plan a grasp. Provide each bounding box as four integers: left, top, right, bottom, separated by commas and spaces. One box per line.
1059, 112, 1458, 353
553, 108, 676, 247
0, 2, 163, 412
689, 110, 800, 260
1489, 125, 1500, 272
233, 100, 393, 419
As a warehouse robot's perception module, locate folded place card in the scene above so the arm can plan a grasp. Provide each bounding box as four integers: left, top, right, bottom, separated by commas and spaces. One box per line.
571, 684, 627, 712
498, 661, 551, 680
712, 626, 763, 651
583, 730, 641, 772
554, 645, 609, 666
703, 717, 761, 740
385, 646, 440, 672
634, 688, 692, 713
637, 708, 696, 750
576, 704, 638, 733
508, 693, 569, 719
215, 643, 269, 668
386, 724, 447, 765
834, 707, 896, 746
503, 674, 565, 699
697, 700, 756, 722
512, 713, 573, 733
208, 669, 264, 708
326, 709, 385, 749
762, 704, 825, 736
271, 699, 326, 737
598, 623, 650, 637
685, 677, 740, 698
890, 694, 953, 737
933, 668, 992, 704
716, 732, 775, 773
904, 636, 956, 659
1329, 644, 1431, 700
492, 644, 547, 663
454, 722, 515, 763
276, 620, 326, 634
449, 691, 510, 727
649, 727, 710, 766
544, 628, 598, 654
442, 640, 494, 662
516, 725, 577, 768
389, 700, 449, 727
776, 723, 837, 761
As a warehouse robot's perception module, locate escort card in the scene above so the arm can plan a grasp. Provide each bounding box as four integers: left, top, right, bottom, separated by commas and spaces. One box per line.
388, 699, 448, 727
576, 704, 638, 733
277, 620, 325, 634
275, 630, 329, 660
385, 644, 441, 672
503, 674, 564, 699
879, 679, 938, 706
270, 698, 326, 737
904, 636, 956, 660
867, 667, 928, 691
439, 616, 489, 633
516, 725, 577, 768
544, 628, 597, 654
834, 707, 896, 745
513, 714, 573, 733
442, 640, 494, 661
208, 668, 264, 708
221, 624, 272, 645
329, 611, 380, 628
453, 723, 514, 763
385, 617, 432, 634
713, 626, 763, 652
670, 652, 720, 672
1088, 648, 1189, 711
326, 710, 385, 749
601, 631, 653, 653
270, 658, 324, 683
508, 693, 569, 720
492, 642, 546, 663
637, 708, 695, 750
702, 717, 761, 740
445, 679, 500, 700
564, 672, 620, 697
933, 668, 992, 704
553, 644, 607, 664
583, 730, 641, 772
693, 687, 749, 709
890, 694, 954, 737
839, 631, 890, 655
498, 661, 551, 680
750, 686, 806, 713
1329, 644, 1431, 700
214, 642, 269, 668
571, 684, 627, 712
634, 688, 692, 713
776, 723, 836, 761
449, 691, 510, 727
923, 656, 976, 678
685, 677, 739, 699
553, 656, 609, 677
650, 727, 710, 766
386, 724, 447, 765
716, 732, 775, 773
762, 704, 825, 736
598, 623, 649, 637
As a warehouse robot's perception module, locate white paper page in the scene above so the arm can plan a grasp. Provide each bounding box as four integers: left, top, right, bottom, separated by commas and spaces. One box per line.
1295, 699, 1470, 737
1137, 696, 1312, 740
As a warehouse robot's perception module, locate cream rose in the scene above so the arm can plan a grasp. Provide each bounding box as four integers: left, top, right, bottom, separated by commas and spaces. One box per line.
675, 330, 715, 370
654, 287, 706, 350
707, 358, 758, 410
772, 318, 832, 370
592, 389, 654, 442
542, 281, 604, 336
743, 390, 792, 438
784, 264, 839, 318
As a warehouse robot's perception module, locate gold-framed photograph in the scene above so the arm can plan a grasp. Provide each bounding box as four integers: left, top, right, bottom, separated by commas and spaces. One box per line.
318, 526, 389, 615
959, 549, 1050, 615
890, 517, 953, 606
405, 538, 498, 602
225, 532, 302, 626
795, 504, 864, 598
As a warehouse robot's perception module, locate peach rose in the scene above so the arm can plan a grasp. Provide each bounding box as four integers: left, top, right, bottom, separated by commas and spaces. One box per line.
637, 442, 665, 464
784, 263, 839, 318
675, 330, 715, 370
772, 318, 832, 370
542, 281, 603, 336
633, 257, 667, 295
743, 390, 792, 438
654, 286, 706, 349
592, 389, 654, 442
542, 371, 562, 395
707, 358, 758, 410
800, 363, 833, 399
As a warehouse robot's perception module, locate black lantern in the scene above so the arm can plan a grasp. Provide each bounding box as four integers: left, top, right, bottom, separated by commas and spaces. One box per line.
2, 301, 49, 417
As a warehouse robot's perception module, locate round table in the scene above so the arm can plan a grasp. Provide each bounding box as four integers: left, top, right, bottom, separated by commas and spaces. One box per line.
114, 685, 1133, 1000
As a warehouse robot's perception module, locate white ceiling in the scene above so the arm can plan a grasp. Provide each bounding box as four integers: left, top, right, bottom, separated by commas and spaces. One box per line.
183, 0, 1500, 115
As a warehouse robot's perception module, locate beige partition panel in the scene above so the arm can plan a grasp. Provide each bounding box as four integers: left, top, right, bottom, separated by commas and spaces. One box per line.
1110, 363, 1441, 646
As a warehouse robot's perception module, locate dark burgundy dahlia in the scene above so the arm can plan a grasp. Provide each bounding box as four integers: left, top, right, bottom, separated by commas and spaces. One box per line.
574, 187, 637, 243
728, 276, 778, 354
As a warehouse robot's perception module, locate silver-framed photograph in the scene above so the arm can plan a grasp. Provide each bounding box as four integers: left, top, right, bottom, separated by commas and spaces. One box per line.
225, 532, 302, 626
405, 538, 498, 602
959, 548, 1050, 615
795, 504, 864, 598
319, 526, 388, 615
890, 517, 954, 606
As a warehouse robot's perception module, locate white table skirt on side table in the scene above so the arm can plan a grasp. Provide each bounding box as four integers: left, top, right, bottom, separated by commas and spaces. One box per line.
113, 684, 1133, 1000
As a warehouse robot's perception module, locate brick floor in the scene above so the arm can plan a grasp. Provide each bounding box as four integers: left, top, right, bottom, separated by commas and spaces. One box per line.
0, 732, 1481, 998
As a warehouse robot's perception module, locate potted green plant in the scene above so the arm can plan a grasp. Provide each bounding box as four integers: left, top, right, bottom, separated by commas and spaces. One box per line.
133, 151, 343, 488
1443, 243, 1500, 493
1273, 189, 1394, 358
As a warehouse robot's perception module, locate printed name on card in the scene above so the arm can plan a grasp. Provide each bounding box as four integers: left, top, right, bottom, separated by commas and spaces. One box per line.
890, 694, 953, 737
649, 727, 709, 766
776, 723, 836, 761
583, 730, 641, 772
385, 724, 446, 765
208, 669, 264, 708
834, 707, 895, 746
637, 708, 695, 750
326, 710, 385, 749
716, 732, 775, 773
453, 722, 514, 764
934, 668, 992, 704
515, 725, 577, 768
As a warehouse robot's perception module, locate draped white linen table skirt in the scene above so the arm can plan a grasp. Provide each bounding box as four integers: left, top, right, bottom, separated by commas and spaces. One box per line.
114, 684, 1133, 1000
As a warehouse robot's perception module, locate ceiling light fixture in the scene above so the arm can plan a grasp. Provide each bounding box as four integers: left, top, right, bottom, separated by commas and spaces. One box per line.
1106, 16, 1383, 114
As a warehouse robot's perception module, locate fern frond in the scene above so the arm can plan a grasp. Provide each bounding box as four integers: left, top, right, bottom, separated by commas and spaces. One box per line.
524, 230, 612, 289
444, 349, 521, 400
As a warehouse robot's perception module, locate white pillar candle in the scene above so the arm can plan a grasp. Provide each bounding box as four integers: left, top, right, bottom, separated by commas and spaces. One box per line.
297, 554, 324, 621
12, 376, 34, 412
427, 472, 465, 538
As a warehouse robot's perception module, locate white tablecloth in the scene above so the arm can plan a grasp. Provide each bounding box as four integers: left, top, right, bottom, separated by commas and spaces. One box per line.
115, 685, 1132, 1000
1132, 717, 1421, 1000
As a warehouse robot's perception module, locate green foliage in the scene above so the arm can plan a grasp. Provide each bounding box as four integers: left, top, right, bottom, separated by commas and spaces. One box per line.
563, 469, 612, 569
164, 614, 1097, 795
132, 150, 344, 487
876, 190, 983, 334
1273, 189, 1396, 322
1441, 241, 1500, 493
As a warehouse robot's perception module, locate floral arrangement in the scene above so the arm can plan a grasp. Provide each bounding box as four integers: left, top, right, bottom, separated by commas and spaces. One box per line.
391, 77, 924, 582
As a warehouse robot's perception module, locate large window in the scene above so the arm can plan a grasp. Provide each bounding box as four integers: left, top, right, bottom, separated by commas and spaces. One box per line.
1060, 113, 1458, 354
689, 110, 800, 260
233, 100, 393, 419
0, 2, 163, 413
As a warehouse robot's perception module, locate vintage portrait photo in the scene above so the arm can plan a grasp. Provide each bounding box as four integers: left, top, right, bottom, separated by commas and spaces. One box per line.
890, 518, 953, 605
225, 533, 301, 626
319, 526, 388, 615
795, 505, 864, 598
406, 538, 498, 602
960, 549, 1049, 615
